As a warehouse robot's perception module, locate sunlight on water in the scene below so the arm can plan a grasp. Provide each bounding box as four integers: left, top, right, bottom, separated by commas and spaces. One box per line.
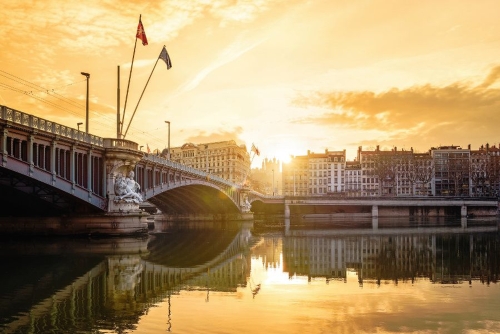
1, 220, 500, 333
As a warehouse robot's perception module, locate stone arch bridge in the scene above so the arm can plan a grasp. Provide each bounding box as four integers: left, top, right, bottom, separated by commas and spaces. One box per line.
0, 105, 266, 234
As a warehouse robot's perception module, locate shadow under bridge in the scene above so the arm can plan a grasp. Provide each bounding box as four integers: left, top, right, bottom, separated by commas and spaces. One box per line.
146, 183, 241, 215
137, 156, 242, 215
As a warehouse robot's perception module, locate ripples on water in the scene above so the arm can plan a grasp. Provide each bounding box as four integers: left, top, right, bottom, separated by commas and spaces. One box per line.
0, 217, 499, 334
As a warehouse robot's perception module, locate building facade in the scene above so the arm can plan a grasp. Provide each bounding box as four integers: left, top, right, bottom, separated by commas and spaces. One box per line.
281, 144, 500, 198
169, 140, 251, 185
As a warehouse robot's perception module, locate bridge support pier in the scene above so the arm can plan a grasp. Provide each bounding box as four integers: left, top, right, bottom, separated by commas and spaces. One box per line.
461, 205, 467, 218
461, 217, 467, 229
372, 205, 378, 217
285, 204, 290, 219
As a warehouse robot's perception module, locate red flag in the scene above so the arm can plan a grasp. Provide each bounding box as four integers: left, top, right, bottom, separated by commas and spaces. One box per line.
251, 143, 260, 156
136, 18, 148, 46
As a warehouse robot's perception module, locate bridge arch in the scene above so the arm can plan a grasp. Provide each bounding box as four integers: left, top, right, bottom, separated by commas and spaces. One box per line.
146, 182, 240, 215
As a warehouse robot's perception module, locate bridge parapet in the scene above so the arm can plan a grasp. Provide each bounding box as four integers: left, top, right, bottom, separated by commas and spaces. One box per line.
0, 105, 104, 147
103, 138, 138, 150
141, 154, 238, 189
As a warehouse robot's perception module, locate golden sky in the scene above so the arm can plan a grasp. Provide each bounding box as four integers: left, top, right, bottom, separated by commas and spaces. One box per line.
1, 0, 500, 167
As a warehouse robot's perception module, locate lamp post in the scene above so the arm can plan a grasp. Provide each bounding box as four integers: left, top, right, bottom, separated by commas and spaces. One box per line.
77, 122, 83, 131
140, 145, 144, 151
272, 168, 275, 196
165, 121, 170, 160
205, 145, 209, 173
293, 167, 296, 196
80, 72, 90, 133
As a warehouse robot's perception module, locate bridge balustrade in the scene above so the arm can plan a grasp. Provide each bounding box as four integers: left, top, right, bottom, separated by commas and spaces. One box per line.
0, 105, 104, 146
140, 154, 237, 189
103, 138, 138, 150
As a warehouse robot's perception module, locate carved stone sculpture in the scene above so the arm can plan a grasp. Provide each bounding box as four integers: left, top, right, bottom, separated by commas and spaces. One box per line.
114, 171, 143, 203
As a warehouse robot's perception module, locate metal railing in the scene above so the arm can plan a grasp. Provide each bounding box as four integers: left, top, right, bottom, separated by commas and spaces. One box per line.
141, 154, 239, 189
0, 105, 104, 146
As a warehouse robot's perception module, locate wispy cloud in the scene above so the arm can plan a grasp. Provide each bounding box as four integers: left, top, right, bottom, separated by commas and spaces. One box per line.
177, 33, 267, 94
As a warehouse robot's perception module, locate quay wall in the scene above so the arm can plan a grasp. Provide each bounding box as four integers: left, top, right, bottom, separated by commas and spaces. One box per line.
378, 205, 497, 217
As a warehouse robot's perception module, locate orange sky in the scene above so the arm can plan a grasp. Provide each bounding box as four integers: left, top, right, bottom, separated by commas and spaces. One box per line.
1, 1, 500, 167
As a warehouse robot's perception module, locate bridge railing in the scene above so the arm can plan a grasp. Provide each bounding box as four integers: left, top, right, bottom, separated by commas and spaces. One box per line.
103, 138, 138, 150
141, 154, 239, 189
0, 105, 104, 146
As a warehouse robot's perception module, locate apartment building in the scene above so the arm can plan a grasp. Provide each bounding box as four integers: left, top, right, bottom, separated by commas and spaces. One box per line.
169, 140, 251, 185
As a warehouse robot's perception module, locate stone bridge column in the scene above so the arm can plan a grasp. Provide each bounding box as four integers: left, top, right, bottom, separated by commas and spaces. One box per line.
70, 144, 76, 191
0, 127, 7, 166
27, 133, 34, 176
103, 140, 143, 211
372, 205, 379, 217
50, 139, 57, 185
87, 148, 93, 192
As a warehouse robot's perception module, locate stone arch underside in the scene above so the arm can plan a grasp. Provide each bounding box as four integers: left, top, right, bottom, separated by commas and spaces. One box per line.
0, 168, 104, 216
147, 184, 240, 215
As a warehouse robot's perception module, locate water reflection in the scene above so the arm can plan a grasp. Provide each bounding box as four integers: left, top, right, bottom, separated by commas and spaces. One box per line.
0, 218, 499, 333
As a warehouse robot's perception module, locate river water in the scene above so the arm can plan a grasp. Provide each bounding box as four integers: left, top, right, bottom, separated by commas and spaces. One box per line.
1, 217, 500, 334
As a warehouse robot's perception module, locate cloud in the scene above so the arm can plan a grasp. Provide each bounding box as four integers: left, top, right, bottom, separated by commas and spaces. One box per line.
293, 65, 500, 139
185, 126, 244, 144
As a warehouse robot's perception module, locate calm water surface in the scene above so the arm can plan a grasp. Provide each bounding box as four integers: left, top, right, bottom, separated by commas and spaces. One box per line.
1, 218, 500, 334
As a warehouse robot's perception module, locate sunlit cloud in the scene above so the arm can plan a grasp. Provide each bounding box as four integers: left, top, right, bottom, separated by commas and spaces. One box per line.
185, 126, 245, 144
293, 65, 500, 146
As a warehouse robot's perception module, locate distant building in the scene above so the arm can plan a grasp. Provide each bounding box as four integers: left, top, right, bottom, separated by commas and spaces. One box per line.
169, 140, 250, 185
250, 158, 281, 195
282, 155, 308, 196
430, 145, 470, 196
345, 160, 362, 197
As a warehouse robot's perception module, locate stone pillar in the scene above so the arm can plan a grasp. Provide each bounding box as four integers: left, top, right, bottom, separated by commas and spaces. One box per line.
372, 216, 378, 230
51, 139, 57, 185
87, 148, 93, 192
285, 203, 290, 218
0, 127, 8, 167
70, 145, 76, 191
372, 205, 379, 217
27, 134, 34, 176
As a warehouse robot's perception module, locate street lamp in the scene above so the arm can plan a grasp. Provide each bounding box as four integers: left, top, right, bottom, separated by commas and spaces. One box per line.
77, 122, 83, 131
140, 145, 144, 151
81, 72, 90, 133
272, 168, 275, 196
165, 121, 170, 160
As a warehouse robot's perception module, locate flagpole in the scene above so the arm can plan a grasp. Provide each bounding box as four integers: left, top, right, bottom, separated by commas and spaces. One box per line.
120, 14, 141, 138
117, 65, 121, 139
123, 57, 160, 139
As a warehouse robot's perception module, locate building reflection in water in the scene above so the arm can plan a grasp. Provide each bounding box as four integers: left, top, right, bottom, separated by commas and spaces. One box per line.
0, 219, 499, 333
